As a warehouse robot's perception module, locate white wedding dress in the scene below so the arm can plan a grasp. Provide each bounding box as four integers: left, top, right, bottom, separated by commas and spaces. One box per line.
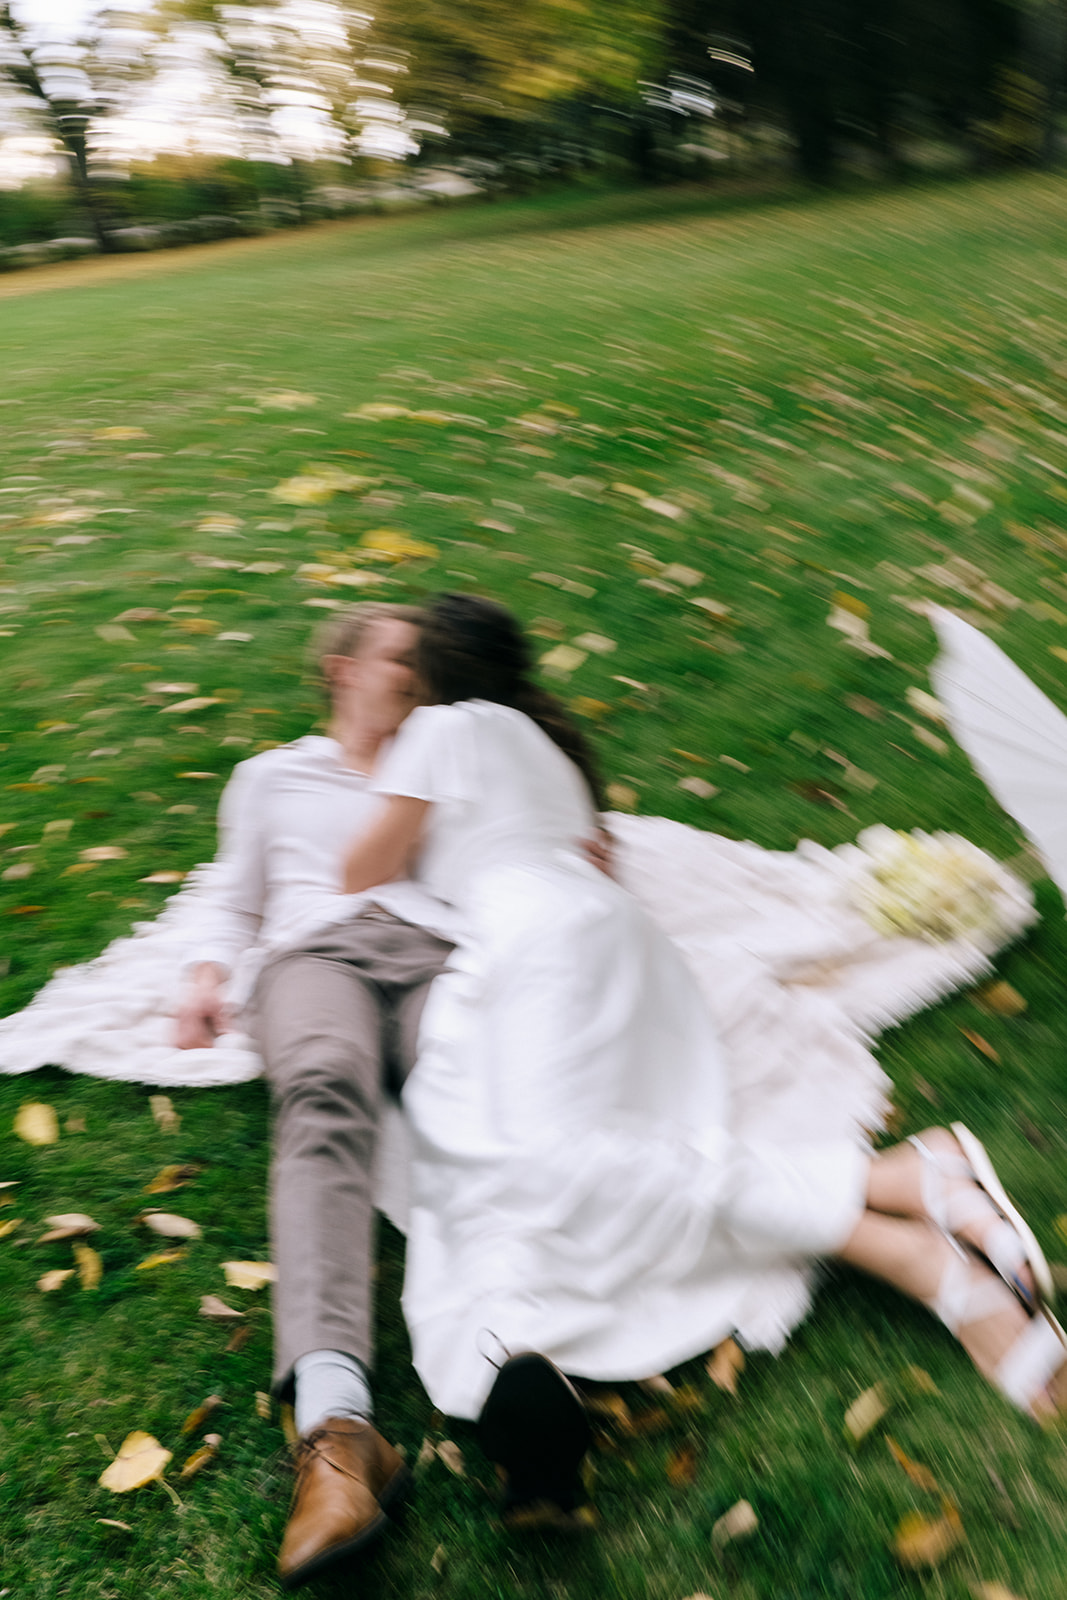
374, 700, 878, 1418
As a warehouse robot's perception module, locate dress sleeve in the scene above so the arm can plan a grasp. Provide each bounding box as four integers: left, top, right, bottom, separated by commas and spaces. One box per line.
371, 704, 473, 805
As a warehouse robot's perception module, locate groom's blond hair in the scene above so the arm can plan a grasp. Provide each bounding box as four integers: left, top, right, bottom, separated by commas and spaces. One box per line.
309, 601, 424, 699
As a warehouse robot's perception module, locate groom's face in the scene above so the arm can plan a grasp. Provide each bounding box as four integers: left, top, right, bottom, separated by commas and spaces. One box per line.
341, 616, 420, 731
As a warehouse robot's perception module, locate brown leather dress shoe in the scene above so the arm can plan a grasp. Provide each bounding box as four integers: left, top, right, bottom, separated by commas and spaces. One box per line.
278, 1418, 411, 1590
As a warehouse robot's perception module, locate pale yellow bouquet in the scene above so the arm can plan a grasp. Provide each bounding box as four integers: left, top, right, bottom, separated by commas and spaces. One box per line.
847, 825, 1029, 946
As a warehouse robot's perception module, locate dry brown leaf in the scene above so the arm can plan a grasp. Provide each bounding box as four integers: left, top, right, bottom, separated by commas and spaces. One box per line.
96, 1519, 133, 1531
149, 1095, 181, 1134
98, 1431, 173, 1493
666, 1442, 699, 1487
178, 1443, 218, 1480
844, 1383, 889, 1443
640, 1374, 675, 1397
74, 1241, 102, 1290
0, 1217, 21, 1238
181, 1395, 222, 1436
14, 1102, 59, 1145
140, 1211, 201, 1240
37, 1212, 100, 1243
893, 1500, 965, 1569
65, 1115, 86, 1134
712, 1499, 758, 1546
37, 1268, 75, 1292
254, 1391, 271, 1420
430, 1545, 447, 1576
903, 1366, 939, 1396
886, 1435, 940, 1493
199, 1294, 242, 1320
958, 1028, 1000, 1064
971, 1584, 1025, 1600
222, 1260, 276, 1290
225, 1323, 253, 1354
975, 982, 1027, 1017
436, 1440, 465, 1477
135, 1248, 187, 1270
415, 1436, 437, 1473
706, 1338, 745, 1396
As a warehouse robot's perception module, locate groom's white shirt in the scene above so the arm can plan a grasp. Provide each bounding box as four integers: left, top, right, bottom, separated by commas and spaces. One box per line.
185, 733, 463, 977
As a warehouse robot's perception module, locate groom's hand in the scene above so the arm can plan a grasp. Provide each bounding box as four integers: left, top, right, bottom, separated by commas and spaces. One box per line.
175, 963, 231, 1049
582, 826, 616, 880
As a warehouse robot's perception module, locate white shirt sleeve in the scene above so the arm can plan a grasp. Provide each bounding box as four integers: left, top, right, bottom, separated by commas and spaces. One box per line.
371, 704, 472, 805
182, 756, 268, 977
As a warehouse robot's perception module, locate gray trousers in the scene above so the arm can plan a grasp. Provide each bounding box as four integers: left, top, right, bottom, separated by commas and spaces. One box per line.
252, 910, 454, 1399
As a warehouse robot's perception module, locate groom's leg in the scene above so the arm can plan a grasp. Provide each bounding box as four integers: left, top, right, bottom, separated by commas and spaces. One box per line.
255, 929, 388, 1399
255, 913, 454, 1401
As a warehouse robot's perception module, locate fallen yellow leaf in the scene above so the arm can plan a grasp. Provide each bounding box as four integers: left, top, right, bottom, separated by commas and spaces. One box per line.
975, 981, 1027, 1017
436, 1440, 465, 1477
38, 1212, 100, 1242
99, 1431, 172, 1493
359, 527, 438, 562
712, 1499, 758, 1547
37, 1268, 75, 1291
144, 1163, 201, 1195
844, 1382, 889, 1443
958, 1028, 1000, 1064
149, 1096, 181, 1134
886, 1435, 939, 1493
73, 1241, 102, 1290
140, 1211, 201, 1240
893, 1501, 965, 1569
181, 1395, 222, 1435
199, 1294, 243, 1320
135, 1248, 187, 1270
14, 1102, 58, 1145
222, 1260, 277, 1290
971, 1584, 1025, 1600
179, 1435, 221, 1479
0, 1217, 20, 1238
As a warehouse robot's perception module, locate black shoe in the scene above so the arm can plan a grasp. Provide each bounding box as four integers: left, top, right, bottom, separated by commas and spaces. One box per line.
477, 1352, 594, 1530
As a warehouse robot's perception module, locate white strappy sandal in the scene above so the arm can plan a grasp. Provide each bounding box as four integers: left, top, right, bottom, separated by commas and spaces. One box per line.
924, 1245, 1067, 1421
908, 1125, 1053, 1311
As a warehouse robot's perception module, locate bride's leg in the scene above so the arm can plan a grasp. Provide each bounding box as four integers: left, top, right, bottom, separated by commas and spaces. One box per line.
834, 1211, 1066, 1417
864, 1128, 1039, 1305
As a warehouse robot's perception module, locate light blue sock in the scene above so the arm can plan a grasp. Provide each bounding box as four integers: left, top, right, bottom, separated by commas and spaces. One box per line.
294, 1349, 374, 1437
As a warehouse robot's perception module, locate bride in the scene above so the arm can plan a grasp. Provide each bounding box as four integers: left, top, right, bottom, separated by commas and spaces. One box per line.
342, 591, 1067, 1521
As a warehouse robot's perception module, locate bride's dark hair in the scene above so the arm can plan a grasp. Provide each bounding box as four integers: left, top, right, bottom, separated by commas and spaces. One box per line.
417, 592, 605, 809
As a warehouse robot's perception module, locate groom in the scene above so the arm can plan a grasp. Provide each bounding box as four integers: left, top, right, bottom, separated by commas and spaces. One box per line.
176, 601, 600, 1588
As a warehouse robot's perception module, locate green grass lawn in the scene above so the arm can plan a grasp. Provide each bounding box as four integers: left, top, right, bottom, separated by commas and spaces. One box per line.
6, 172, 1067, 1599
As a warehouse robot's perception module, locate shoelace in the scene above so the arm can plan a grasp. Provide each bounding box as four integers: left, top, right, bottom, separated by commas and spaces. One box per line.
294, 1427, 370, 1486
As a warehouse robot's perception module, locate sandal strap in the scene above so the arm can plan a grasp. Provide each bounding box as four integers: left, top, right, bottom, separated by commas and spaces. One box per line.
908, 1135, 971, 1251
995, 1310, 1067, 1414
929, 1250, 1015, 1335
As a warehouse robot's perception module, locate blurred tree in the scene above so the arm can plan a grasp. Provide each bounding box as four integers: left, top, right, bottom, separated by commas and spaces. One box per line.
665, 0, 1023, 179
0, 3, 158, 248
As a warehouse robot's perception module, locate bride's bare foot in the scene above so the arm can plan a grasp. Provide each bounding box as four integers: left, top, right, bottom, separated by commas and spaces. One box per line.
868, 1127, 1040, 1308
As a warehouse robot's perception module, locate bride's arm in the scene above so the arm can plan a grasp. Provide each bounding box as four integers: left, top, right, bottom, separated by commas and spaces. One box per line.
342, 795, 429, 894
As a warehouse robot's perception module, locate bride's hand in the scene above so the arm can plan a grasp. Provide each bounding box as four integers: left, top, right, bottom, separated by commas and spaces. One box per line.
582, 826, 616, 880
